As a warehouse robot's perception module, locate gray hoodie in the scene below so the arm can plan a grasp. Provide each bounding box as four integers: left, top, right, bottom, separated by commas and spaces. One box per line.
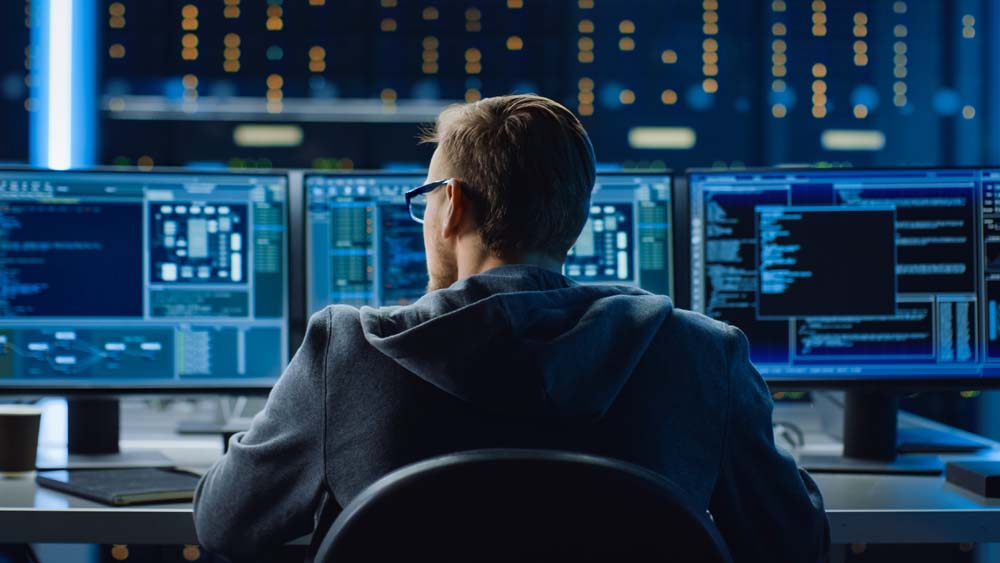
194, 265, 829, 561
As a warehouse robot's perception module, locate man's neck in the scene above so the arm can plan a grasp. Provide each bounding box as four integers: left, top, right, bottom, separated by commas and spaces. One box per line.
456, 248, 562, 280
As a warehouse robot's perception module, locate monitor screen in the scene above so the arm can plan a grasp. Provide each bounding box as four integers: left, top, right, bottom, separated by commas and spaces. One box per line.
689, 168, 1000, 381
305, 172, 673, 313
0, 169, 289, 389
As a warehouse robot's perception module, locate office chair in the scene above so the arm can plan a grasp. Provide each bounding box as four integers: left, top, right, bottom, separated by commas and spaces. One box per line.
313, 449, 733, 563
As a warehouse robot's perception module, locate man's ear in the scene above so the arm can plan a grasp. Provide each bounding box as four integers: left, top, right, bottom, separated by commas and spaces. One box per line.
440, 179, 467, 240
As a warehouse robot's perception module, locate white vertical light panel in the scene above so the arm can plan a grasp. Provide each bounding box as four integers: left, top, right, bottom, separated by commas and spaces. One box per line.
47, 0, 73, 170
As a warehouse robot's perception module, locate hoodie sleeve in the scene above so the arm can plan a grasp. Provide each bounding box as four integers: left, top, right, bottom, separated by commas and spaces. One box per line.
709, 327, 830, 563
193, 309, 330, 562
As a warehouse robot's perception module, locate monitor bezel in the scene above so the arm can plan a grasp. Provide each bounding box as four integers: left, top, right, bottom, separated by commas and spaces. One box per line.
301, 168, 678, 309
0, 165, 294, 394
686, 165, 1000, 390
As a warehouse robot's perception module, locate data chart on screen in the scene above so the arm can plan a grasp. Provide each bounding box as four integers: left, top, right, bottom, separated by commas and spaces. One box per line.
0, 170, 289, 388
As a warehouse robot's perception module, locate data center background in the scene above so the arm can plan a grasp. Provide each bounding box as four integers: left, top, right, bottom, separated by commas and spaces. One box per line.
6, 9, 1000, 560
3, 0, 1000, 169
1, 0, 998, 412
6, 0, 1000, 482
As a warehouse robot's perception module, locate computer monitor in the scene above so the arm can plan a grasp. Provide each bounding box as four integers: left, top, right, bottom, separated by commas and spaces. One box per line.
305, 171, 673, 313
0, 168, 290, 391
687, 167, 1000, 385
689, 167, 1000, 470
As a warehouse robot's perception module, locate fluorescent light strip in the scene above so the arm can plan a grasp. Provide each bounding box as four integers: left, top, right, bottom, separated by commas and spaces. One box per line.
48, 0, 73, 170
233, 124, 304, 147
820, 129, 886, 151
627, 127, 697, 150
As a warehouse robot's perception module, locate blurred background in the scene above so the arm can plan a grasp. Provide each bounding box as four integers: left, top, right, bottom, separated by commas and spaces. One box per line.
4, 0, 999, 171
4, 2, 1000, 561
6, 0, 1000, 450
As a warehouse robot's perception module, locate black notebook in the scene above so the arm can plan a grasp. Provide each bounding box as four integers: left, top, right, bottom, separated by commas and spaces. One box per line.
36, 468, 201, 506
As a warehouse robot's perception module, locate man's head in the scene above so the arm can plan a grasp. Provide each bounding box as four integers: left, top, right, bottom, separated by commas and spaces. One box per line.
419, 94, 597, 290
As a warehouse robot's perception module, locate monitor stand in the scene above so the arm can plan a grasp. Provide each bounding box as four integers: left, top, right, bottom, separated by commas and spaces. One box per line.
175, 397, 254, 452
799, 391, 945, 475
37, 399, 171, 470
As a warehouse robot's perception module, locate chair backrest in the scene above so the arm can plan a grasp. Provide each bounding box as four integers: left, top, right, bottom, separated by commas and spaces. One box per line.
313, 449, 733, 563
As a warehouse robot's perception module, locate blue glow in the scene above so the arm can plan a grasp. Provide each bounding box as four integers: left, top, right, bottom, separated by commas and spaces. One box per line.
164, 79, 186, 100
850, 85, 879, 111
933, 89, 962, 116
768, 87, 797, 109
411, 79, 442, 100
104, 78, 131, 96
183, 161, 229, 170
686, 83, 714, 111
30, 0, 97, 170
209, 80, 237, 98
382, 162, 428, 172
599, 83, 624, 109
309, 76, 338, 98
511, 81, 538, 95
47, 0, 72, 170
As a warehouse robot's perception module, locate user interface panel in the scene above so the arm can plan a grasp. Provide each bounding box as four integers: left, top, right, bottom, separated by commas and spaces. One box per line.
690, 168, 1000, 380
0, 170, 289, 388
306, 172, 672, 312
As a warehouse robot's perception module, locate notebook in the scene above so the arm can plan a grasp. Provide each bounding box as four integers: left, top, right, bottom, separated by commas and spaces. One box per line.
36, 467, 201, 506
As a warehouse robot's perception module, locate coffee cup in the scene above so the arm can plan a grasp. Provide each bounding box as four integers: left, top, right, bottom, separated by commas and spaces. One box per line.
0, 405, 42, 478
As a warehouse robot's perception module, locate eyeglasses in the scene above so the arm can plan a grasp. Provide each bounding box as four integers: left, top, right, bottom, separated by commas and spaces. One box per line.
405, 178, 450, 224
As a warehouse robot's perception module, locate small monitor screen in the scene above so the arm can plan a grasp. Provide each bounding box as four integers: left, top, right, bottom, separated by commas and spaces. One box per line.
690, 168, 1000, 381
305, 172, 672, 313
0, 169, 289, 388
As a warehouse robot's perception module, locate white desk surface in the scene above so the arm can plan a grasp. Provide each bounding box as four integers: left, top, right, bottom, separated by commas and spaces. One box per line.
2, 399, 1000, 545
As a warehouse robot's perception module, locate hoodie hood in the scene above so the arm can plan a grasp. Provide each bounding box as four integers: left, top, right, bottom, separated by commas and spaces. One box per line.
359, 265, 672, 420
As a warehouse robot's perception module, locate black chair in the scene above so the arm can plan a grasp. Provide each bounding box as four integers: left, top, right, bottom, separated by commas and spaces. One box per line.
313, 449, 733, 563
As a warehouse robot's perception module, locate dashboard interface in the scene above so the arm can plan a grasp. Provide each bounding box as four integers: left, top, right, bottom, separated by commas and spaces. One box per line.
0, 170, 289, 387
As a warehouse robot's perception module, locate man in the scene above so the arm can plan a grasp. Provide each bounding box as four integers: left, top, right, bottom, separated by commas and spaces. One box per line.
194, 94, 829, 561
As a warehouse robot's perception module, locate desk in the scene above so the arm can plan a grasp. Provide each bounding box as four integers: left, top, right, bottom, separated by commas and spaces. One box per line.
819, 473, 1000, 544
2, 400, 1000, 546
786, 402, 1000, 544
0, 484, 196, 544
0, 400, 218, 545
